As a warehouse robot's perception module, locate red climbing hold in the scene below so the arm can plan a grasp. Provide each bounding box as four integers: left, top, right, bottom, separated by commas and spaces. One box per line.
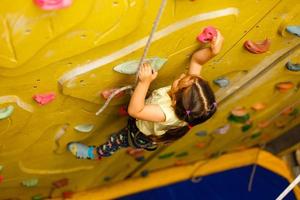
197, 26, 217, 43
243, 39, 271, 54
0, 175, 3, 183
33, 0, 72, 10
119, 105, 128, 116
33, 92, 56, 105
101, 88, 125, 99
62, 191, 73, 198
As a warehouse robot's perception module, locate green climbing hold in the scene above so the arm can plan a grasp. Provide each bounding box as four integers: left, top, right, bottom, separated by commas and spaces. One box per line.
74, 124, 94, 133
32, 194, 43, 200
158, 152, 175, 159
213, 77, 230, 88
21, 178, 39, 187
113, 57, 167, 75
251, 132, 261, 139
175, 152, 188, 158
228, 113, 250, 123
286, 61, 300, 71
0, 105, 14, 120
241, 122, 252, 132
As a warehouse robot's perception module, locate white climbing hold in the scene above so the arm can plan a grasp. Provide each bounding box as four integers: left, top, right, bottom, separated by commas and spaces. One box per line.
21, 178, 39, 187
74, 124, 94, 133
113, 57, 167, 75
0, 105, 14, 120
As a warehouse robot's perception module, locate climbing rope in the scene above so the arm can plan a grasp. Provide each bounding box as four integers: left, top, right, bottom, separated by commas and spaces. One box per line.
96, 0, 167, 115
276, 174, 300, 200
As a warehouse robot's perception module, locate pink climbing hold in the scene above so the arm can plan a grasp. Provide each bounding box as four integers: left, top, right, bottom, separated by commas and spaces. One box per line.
33, 92, 56, 105
197, 26, 218, 43
243, 39, 271, 54
101, 88, 125, 99
33, 0, 72, 10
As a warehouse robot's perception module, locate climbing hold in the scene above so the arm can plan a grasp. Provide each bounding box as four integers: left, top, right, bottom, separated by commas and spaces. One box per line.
275, 120, 286, 128
290, 108, 299, 117
275, 82, 294, 92
0, 175, 3, 184
158, 152, 175, 159
52, 178, 68, 188
33, 92, 56, 105
113, 57, 167, 75
103, 176, 112, 182
195, 131, 207, 137
228, 107, 250, 123
101, 88, 125, 99
214, 124, 230, 135
241, 120, 253, 132
74, 124, 94, 133
258, 120, 270, 128
281, 106, 294, 116
62, 191, 73, 198
119, 105, 128, 116
32, 194, 43, 200
135, 156, 145, 162
243, 39, 271, 54
21, 178, 39, 187
175, 152, 188, 158
197, 26, 217, 43
251, 102, 266, 111
286, 26, 300, 37
213, 77, 230, 88
251, 131, 261, 139
140, 170, 149, 177
195, 142, 207, 149
0, 105, 14, 120
174, 160, 187, 166
33, 0, 72, 10
286, 61, 300, 71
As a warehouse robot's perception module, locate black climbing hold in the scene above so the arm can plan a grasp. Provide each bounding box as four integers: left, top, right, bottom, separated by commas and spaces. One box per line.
286, 61, 300, 72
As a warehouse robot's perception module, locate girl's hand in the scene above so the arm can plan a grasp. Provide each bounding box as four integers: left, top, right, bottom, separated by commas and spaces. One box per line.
138, 62, 158, 83
211, 29, 224, 55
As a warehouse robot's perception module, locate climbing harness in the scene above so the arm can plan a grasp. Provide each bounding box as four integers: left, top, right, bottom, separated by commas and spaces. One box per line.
96, 0, 167, 115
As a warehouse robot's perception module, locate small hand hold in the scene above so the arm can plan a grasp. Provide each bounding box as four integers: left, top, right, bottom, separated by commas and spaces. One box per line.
21, 178, 39, 187
286, 26, 300, 37
0, 105, 14, 120
213, 77, 230, 88
286, 61, 300, 71
33, 92, 56, 105
33, 0, 72, 10
251, 102, 266, 111
243, 39, 271, 54
275, 82, 294, 92
74, 124, 94, 133
197, 26, 218, 43
53, 178, 68, 188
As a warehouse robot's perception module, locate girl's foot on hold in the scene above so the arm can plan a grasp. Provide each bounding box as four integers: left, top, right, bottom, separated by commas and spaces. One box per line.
67, 142, 98, 160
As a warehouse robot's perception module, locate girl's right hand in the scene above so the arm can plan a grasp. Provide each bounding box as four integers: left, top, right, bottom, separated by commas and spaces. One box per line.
138, 62, 158, 83
211, 30, 224, 55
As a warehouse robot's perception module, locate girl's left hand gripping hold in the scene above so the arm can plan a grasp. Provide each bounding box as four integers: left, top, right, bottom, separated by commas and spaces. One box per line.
138, 62, 158, 84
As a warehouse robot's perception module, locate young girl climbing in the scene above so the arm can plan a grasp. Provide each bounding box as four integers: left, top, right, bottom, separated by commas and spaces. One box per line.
67, 29, 224, 160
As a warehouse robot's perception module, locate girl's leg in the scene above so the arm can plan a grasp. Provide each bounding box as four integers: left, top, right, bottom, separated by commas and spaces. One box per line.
67, 128, 129, 159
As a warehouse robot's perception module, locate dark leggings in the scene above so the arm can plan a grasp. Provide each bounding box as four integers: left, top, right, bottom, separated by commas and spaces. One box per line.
94, 118, 157, 158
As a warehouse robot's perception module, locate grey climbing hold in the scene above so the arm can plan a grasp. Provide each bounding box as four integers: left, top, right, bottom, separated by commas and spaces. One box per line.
0, 105, 14, 120
113, 57, 167, 75
286, 61, 300, 71
195, 131, 207, 137
213, 77, 230, 88
21, 178, 39, 187
74, 124, 94, 133
286, 26, 300, 37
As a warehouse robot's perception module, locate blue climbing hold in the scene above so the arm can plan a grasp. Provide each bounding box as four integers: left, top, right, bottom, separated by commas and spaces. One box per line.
286, 61, 300, 72
213, 77, 230, 88
286, 26, 300, 37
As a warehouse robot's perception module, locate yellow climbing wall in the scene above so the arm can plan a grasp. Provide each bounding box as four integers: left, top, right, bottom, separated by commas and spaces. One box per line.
0, 0, 299, 199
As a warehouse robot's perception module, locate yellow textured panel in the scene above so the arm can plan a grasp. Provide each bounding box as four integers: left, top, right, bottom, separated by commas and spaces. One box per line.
0, 0, 300, 199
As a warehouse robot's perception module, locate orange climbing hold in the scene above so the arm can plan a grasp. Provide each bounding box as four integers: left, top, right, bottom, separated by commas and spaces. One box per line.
275, 82, 295, 92
251, 102, 266, 111
281, 106, 294, 115
231, 106, 248, 117
243, 39, 271, 54
33, 92, 56, 105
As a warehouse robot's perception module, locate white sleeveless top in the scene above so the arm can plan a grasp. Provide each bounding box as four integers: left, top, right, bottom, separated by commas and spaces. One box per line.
136, 86, 187, 136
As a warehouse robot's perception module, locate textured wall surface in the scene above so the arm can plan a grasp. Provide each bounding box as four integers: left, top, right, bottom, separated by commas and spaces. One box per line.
0, 0, 299, 199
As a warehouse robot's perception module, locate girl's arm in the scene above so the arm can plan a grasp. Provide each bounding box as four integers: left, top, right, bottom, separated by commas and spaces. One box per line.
188, 30, 224, 76
128, 63, 166, 122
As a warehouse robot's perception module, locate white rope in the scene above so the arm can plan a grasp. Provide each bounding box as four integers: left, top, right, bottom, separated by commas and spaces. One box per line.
276, 174, 300, 200
96, 0, 167, 115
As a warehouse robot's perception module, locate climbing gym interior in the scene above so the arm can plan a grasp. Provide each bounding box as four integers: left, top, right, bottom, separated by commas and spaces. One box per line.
0, 0, 300, 199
